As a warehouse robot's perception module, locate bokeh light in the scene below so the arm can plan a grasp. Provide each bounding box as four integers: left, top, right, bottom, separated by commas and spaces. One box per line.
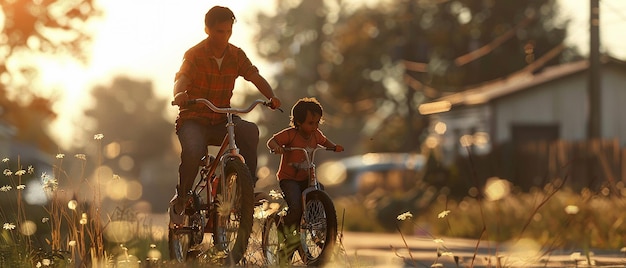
126, 180, 143, 201
19, 220, 37, 236
104, 221, 135, 243
484, 177, 511, 201
106, 179, 128, 200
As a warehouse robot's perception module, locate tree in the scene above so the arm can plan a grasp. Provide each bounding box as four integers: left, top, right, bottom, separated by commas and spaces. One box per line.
251, 0, 576, 154
0, 0, 100, 152
82, 77, 178, 212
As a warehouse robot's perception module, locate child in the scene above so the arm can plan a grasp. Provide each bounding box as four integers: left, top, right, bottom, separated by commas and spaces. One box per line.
267, 97, 344, 264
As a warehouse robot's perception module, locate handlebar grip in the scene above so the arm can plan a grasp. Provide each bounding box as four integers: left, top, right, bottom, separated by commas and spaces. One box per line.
171, 99, 197, 106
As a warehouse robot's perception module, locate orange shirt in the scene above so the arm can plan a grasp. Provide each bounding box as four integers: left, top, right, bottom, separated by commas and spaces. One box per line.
175, 39, 260, 126
270, 127, 328, 181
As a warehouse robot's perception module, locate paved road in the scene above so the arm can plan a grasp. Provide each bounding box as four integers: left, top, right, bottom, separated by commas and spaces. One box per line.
338, 231, 626, 267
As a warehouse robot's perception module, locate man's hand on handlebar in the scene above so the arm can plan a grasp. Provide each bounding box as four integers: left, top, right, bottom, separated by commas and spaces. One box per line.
172, 91, 190, 106
268, 96, 282, 110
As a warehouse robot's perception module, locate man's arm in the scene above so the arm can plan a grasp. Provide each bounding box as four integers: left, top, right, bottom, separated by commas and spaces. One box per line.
172, 75, 191, 106
249, 73, 281, 109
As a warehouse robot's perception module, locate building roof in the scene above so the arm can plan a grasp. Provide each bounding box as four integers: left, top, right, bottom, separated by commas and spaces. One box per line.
423, 56, 626, 111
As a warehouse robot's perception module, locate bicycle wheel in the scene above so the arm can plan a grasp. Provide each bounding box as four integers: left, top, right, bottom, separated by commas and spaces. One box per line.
261, 212, 281, 265
261, 212, 306, 266
300, 190, 337, 266
168, 215, 192, 263
168, 193, 206, 263
213, 159, 254, 265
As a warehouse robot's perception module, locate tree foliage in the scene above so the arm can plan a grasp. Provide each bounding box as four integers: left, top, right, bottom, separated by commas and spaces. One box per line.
251, 0, 575, 153
0, 0, 100, 152
83, 77, 177, 212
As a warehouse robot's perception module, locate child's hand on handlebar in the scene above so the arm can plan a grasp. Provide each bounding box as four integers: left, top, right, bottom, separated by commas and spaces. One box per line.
270, 146, 285, 154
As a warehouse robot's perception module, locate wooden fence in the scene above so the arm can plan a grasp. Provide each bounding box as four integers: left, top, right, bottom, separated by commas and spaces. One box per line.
451, 139, 626, 192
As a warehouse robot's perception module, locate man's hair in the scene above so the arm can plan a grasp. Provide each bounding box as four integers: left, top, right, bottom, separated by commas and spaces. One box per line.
290, 97, 324, 128
205, 6, 236, 28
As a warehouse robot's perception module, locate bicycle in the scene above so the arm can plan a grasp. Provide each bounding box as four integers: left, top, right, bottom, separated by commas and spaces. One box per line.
261, 145, 339, 266
168, 98, 274, 265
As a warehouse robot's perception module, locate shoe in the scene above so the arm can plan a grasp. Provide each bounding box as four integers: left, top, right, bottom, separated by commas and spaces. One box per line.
168, 203, 184, 227
167, 186, 193, 227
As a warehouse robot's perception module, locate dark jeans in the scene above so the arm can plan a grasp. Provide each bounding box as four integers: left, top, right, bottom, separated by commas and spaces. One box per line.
176, 117, 259, 195
279, 179, 309, 227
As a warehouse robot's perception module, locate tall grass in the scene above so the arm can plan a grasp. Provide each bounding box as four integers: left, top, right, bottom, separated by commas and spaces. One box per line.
0, 134, 165, 267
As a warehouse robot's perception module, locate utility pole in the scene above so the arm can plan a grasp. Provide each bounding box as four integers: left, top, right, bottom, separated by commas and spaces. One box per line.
588, 0, 601, 139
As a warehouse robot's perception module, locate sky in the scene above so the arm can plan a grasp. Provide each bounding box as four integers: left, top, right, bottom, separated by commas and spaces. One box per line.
35, 0, 626, 149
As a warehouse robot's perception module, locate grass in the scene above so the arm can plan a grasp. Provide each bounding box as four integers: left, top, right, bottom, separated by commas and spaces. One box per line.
3, 134, 626, 267
0, 134, 165, 267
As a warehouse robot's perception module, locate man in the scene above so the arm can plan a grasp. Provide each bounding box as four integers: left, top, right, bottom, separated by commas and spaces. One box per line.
171, 6, 281, 215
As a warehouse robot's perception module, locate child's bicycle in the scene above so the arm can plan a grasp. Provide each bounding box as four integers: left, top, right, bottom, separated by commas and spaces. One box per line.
261, 145, 339, 266
169, 98, 274, 265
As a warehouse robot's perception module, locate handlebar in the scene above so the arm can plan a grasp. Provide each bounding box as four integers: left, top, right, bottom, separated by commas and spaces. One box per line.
281, 145, 337, 168
172, 98, 274, 114
284, 145, 337, 152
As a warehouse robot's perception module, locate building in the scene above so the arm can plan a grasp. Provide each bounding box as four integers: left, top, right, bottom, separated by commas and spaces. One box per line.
421, 56, 626, 165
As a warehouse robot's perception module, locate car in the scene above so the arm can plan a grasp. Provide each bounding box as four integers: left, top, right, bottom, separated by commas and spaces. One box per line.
316, 152, 426, 197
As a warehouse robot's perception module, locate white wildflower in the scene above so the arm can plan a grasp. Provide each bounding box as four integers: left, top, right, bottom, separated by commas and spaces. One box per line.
27, 165, 34, 174
1, 158, 8, 163
397, 211, 413, 221
55, 154, 65, 159
43, 177, 58, 192
42, 258, 51, 266
278, 207, 288, 217
0, 185, 12, 192
36, 261, 42, 268
68, 200, 78, 210
3, 169, 12, 176
94, 133, 104, 140
269, 189, 283, 199
433, 238, 444, 244
80, 213, 88, 225
68, 240, 77, 247
112, 174, 121, 181
3, 222, 16, 230
15, 169, 26, 176
75, 154, 86, 160
42, 217, 49, 223
16, 184, 26, 190
441, 251, 454, 256
438, 210, 451, 219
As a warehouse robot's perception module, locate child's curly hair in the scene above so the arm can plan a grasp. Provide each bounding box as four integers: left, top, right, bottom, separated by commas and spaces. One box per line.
290, 97, 325, 128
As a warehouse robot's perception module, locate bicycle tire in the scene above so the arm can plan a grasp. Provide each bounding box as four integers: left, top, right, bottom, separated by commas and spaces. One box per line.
261, 212, 281, 265
213, 159, 254, 265
168, 221, 192, 262
261, 212, 306, 266
168, 194, 206, 263
300, 190, 337, 266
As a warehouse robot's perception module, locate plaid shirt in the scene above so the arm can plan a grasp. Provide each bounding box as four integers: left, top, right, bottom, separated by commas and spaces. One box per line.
175, 38, 260, 126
